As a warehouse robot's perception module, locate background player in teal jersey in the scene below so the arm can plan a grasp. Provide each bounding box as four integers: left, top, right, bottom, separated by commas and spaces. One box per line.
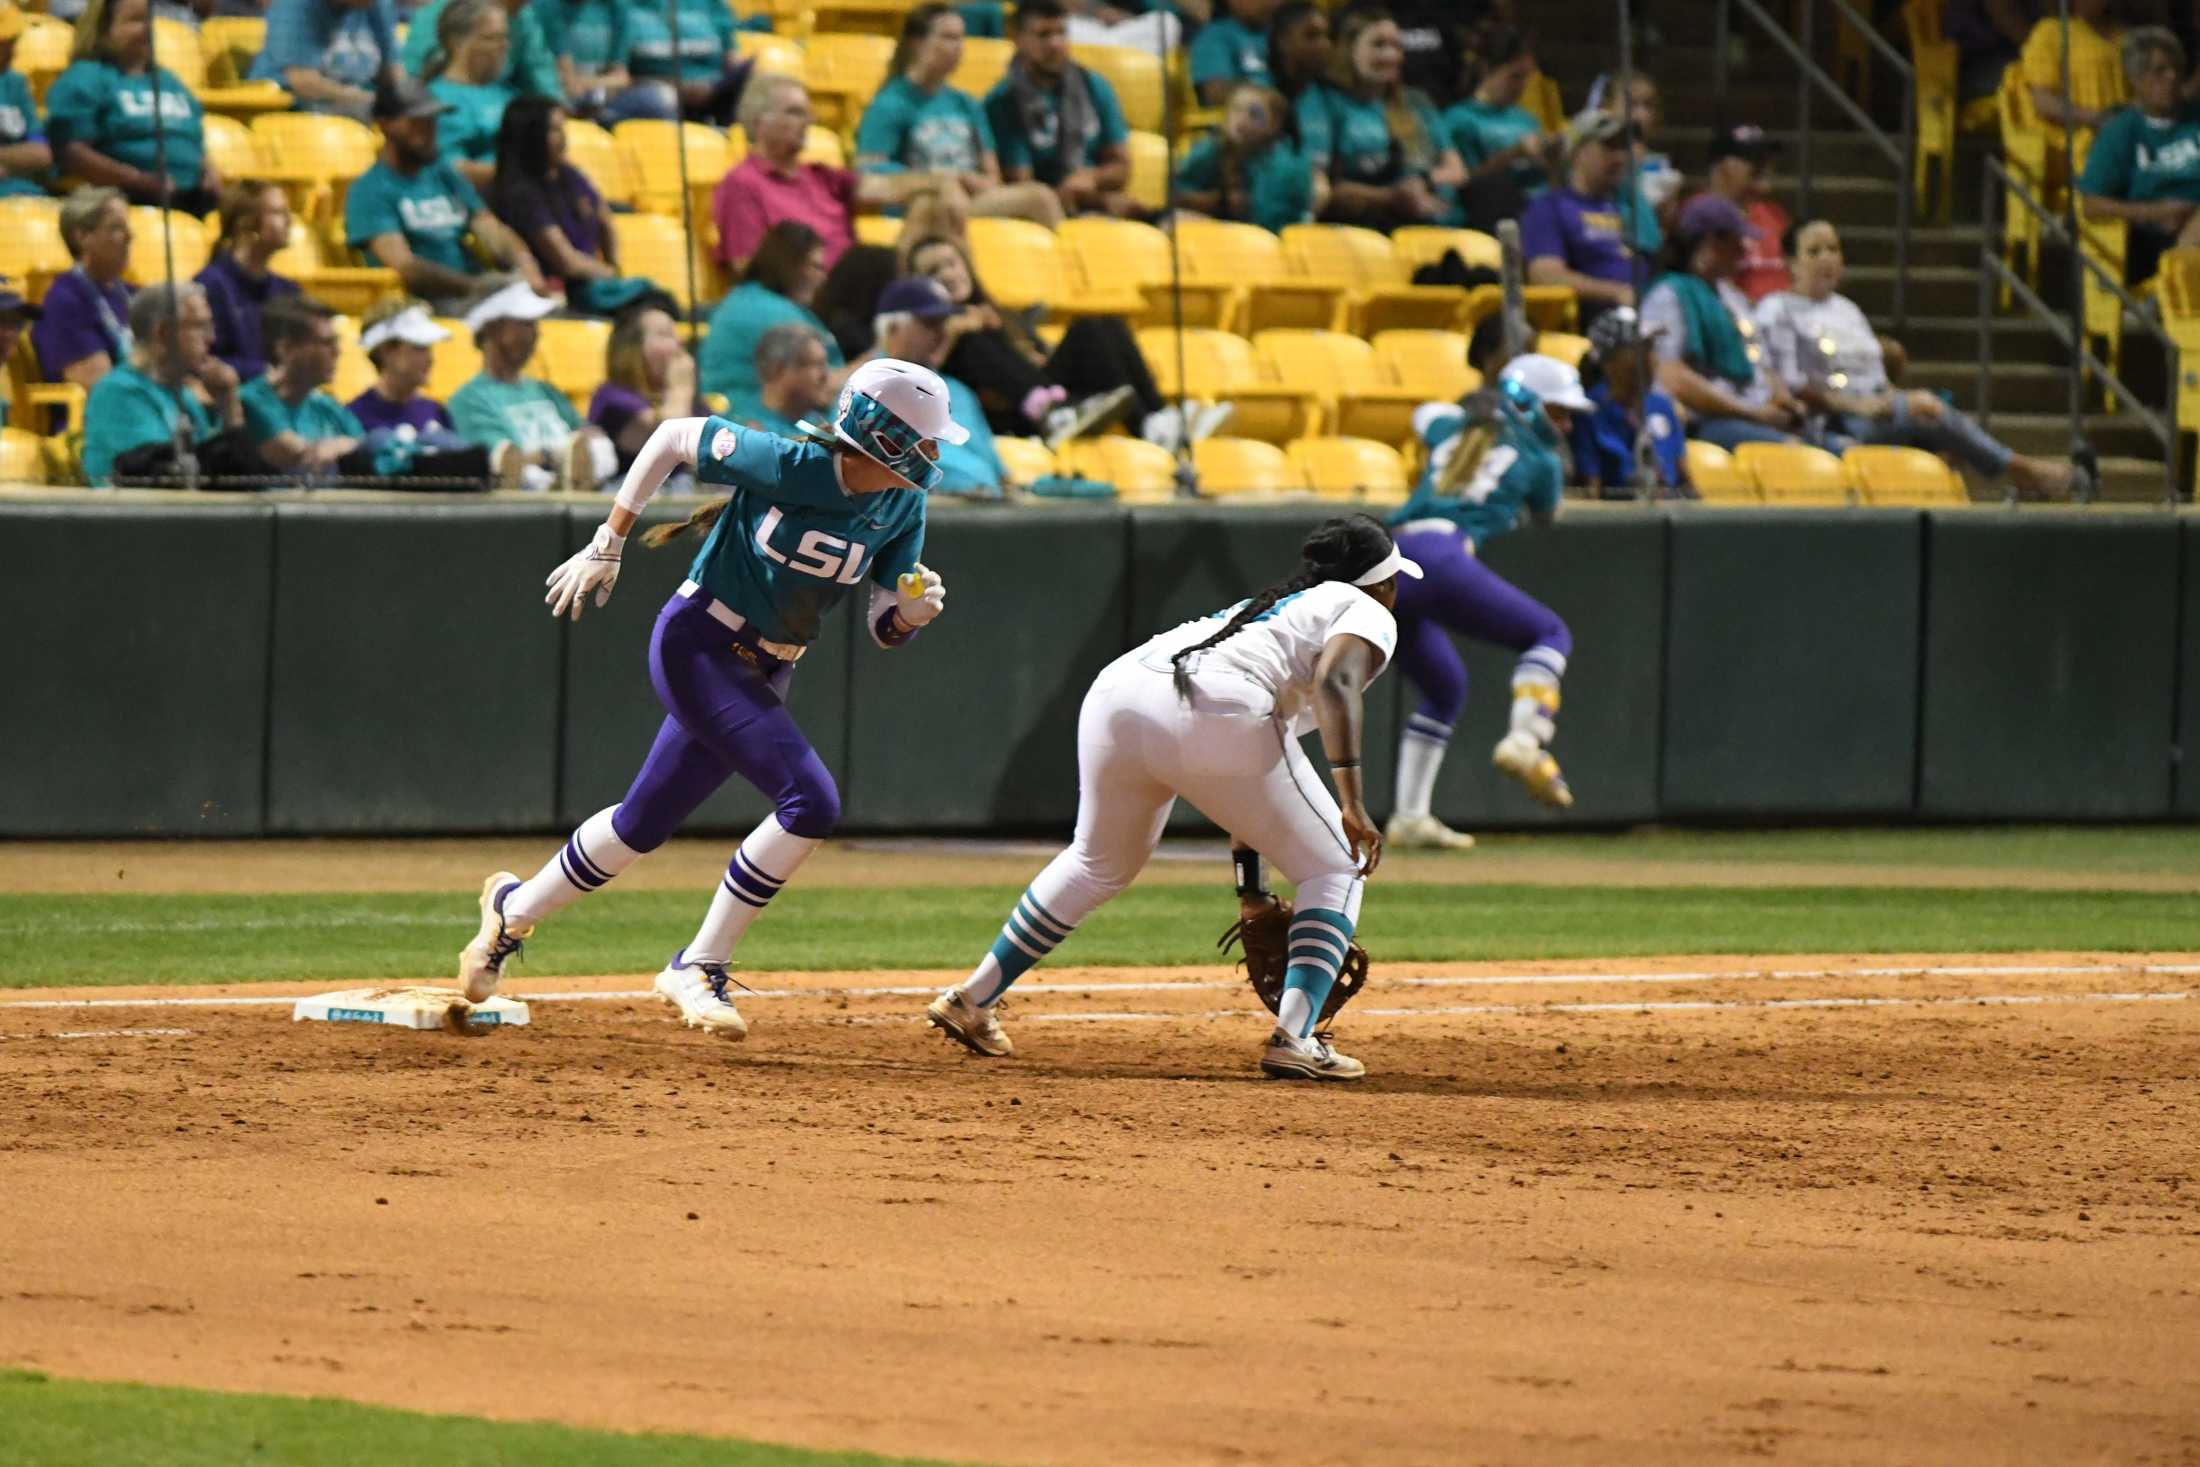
457, 359, 966, 1038
1384, 353, 1585, 851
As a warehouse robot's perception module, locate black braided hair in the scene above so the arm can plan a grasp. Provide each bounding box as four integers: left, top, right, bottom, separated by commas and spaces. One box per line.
1171, 514, 1400, 701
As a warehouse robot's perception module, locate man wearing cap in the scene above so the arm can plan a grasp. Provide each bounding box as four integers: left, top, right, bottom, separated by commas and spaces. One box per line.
1521, 110, 1643, 327
346, 75, 547, 310
1692, 123, 1791, 301
861, 274, 1011, 496
0, 6, 52, 199
0, 276, 39, 430
1641, 193, 1804, 452
448, 278, 615, 490
252, 0, 404, 121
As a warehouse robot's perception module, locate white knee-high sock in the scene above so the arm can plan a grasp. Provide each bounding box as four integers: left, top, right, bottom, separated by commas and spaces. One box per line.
1508, 650, 1568, 744
1394, 715, 1453, 820
682, 815, 821, 965
506, 806, 642, 926
960, 847, 1127, 1006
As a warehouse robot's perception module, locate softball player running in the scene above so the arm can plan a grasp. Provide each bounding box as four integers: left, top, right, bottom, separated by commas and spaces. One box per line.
457, 359, 965, 1038
925, 515, 1419, 1082
1384, 353, 1585, 852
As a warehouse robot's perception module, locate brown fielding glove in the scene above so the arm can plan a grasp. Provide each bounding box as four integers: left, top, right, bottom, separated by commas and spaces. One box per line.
1218, 894, 1370, 1024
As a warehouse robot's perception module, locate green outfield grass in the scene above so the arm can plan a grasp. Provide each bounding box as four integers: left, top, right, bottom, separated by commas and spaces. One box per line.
0, 1370, 967, 1466
1, 882, 2191, 988
1467, 824, 2200, 874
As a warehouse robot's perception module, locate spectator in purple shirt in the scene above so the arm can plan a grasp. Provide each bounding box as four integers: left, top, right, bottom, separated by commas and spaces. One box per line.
196, 180, 303, 382
347, 296, 466, 438
486, 94, 668, 317
1521, 109, 1640, 329
33, 185, 134, 393
587, 300, 694, 470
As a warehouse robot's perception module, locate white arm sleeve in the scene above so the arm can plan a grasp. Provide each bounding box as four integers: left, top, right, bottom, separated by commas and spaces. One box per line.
614, 416, 706, 516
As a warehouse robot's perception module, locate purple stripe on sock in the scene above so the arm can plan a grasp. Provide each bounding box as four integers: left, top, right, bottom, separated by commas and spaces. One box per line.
566, 837, 612, 887
733, 847, 786, 890
721, 875, 769, 909
558, 846, 602, 892
724, 861, 778, 905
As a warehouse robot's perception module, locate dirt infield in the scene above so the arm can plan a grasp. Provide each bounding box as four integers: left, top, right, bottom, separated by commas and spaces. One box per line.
4, 953, 2197, 1466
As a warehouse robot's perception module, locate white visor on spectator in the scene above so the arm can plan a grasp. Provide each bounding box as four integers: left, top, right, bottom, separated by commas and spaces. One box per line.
464, 281, 562, 334
360, 306, 449, 354
1353, 548, 1423, 585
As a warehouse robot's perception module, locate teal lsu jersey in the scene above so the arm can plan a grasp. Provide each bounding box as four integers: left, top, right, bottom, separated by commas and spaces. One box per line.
687, 416, 926, 647
1386, 387, 1563, 550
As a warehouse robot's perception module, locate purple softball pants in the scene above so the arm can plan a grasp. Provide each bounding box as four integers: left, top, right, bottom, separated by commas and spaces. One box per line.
607, 594, 841, 852
1391, 527, 1573, 727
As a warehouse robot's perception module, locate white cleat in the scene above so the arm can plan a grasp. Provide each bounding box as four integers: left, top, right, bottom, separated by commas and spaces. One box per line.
1385, 812, 1477, 851
457, 871, 531, 1004
653, 951, 749, 1040
1492, 731, 1575, 808
926, 988, 1013, 1057
1259, 1028, 1366, 1082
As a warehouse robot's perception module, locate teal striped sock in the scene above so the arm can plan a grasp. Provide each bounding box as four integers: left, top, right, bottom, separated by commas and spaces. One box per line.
967, 887, 1076, 1004
1279, 906, 1355, 1037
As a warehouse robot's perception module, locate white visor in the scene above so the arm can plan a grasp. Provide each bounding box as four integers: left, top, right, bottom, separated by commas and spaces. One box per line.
1354, 547, 1422, 585
360, 305, 449, 354
463, 281, 562, 334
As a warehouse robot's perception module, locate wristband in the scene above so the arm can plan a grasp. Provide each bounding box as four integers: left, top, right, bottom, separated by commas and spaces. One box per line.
594, 524, 625, 556
1232, 846, 1266, 900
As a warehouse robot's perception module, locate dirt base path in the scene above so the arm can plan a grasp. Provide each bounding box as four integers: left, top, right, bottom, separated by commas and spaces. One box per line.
4, 953, 2197, 1466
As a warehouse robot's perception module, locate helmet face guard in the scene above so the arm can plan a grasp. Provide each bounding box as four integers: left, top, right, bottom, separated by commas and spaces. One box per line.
838, 389, 942, 491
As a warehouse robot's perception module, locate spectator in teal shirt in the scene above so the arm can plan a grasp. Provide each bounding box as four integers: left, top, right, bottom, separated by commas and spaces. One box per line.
0, 18, 52, 197
81, 282, 248, 488
251, 0, 402, 122
699, 221, 849, 421
736, 321, 834, 440
1191, 0, 1280, 106
625, 0, 747, 123
1176, 82, 1319, 231
2080, 28, 2200, 285
426, 0, 519, 188
856, 2, 1064, 227
346, 75, 548, 310
447, 278, 616, 489
1295, 9, 1463, 231
534, 0, 677, 122
403, 0, 564, 101
48, 0, 219, 213
1444, 24, 1555, 205
984, 0, 1131, 217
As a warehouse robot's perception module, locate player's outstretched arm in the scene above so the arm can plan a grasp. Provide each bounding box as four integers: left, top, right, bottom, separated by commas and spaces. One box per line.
544, 419, 708, 621
1312, 632, 1387, 876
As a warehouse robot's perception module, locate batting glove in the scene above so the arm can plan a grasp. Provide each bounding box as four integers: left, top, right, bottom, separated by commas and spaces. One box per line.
894, 564, 946, 629
545, 523, 623, 621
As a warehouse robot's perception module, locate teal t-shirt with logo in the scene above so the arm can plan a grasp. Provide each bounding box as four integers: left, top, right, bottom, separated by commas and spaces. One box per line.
0, 71, 44, 200
1188, 16, 1271, 91
856, 76, 997, 175
1445, 97, 1545, 196
449, 373, 584, 453
428, 78, 514, 167
2080, 103, 2200, 204
45, 61, 205, 191
345, 158, 486, 273
625, 0, 737, 83
687, 414, 927, 647
698, 281, 845, 414
82, 362, 216, 487
1174, 134, 1315, 232
240, 376, 366, 445
536, 0, 631, 72
983, 67, 1128, 187
1296, 82, 1447, 185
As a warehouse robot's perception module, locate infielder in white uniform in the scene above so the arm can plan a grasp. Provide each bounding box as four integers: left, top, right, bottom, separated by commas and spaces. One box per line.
925, 514, 1420, 1081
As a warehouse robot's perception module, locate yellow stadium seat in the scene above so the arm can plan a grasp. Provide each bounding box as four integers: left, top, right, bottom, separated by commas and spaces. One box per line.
201, 113, 261, 184
1392, 225, 1498, 275
806, 33, 895, 137
1072, 44, 1163, 133
734, 30, 806, 77
1061, 435, 1177, 502
1373, 329, 1478, 403
968, 215, 1141, 318
1534, 331, 1591, 370
535, 318, 612, 414
0, 425, 45, 484
1995, 64, 2047, 304
251, 112, 380, 249
1523, 69, 1564, 131
1844, 444, 1968, 506
266, 218, 324, 276
809, 0, 919, 37
0, 197, 70, 301
1136, 326, 1317, 444
14, 15, 73, 105
993, 435, 1057, 485
1175, 217, 1338, 334
2080, 214, 2129, 388
611, 211, 724, 310
1058, 216, 1178, 325
1280, 223, 1469, 334
1904, 0, 1959, 222
153, 18, 208, 87
1125, 128, 1168, 215
1683, 439, 1757, 501
2157, 248, 2200, 495
426, 318, 485, 405
1734, 440, 1852, 505
154, 18, 289, 117
853, 214, 902, 249
617, 120, 730, 217
799, 124, 846, 168
201, 16, 265, 84
1254, 328, 1423, 445
330, 314, 376, 404
125, 209, 212, 287
1192, 435, 1295, 496
1288, 436, 1409, 504
951, 36, 1015, 99
563, 117, 633, 210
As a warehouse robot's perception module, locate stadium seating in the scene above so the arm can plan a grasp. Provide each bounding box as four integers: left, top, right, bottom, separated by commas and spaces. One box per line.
563, 118, 634, 210
2079, 215, 2129, 388
968, 216, 1141, 317
1136, 326, 1317, 444
1061, 435, 1176, 502
1373, 330, 1479, 403
250, 113, 379, 251
201, 16, 266, 85
853, 215, 902, 250
611, 212, 724, 310
1280, 223, 1477, 334
992, 435, 1058, 485
1683, 440, 1757, 502
536, 318, 613, 414
950, 37, 1015, 99
618, 120, 730, 218
202, 114, 261, 185
1175, 218, 1338, 334
0, 425, 44, 484
14, 15, 72, 105
735, 30, 807, 78
1735, 441, 1852, 506
1058, 217, 1180, 326
800, 124, 848, 167
1392, 226, 1497, 275
1073, 45, 1163, 133
153, 18, 290, 117
1192, 436, 1295, 496
125, 209, 212, 287
1843, 444, 1967, 506
1288, 436, 1408, 504
426, 318, 484, 404
804, 33, 894, 137
1254, 329, 1423, 446
1533, 332, 1591, 370
0, 197, 71, 301
330, 314, 376, 405
1125, 130, 1169, 214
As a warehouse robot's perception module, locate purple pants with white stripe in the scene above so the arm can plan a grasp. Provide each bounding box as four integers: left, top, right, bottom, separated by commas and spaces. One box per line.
607, 594, 841, 853
1391, 528, 1572, 727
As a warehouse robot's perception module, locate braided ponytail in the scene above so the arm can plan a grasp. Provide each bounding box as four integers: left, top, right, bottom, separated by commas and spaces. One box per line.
1169, 514, 1398, 701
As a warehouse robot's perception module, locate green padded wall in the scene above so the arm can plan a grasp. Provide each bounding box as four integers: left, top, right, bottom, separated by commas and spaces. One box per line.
265, 504, 566, 832
1420, 513, 1667, 828
1125, 505, 1403, 831
841, 504, 1132, 830
557, 505, 854, 832
1920, 512, 2179, 818
0, 503, 272, 835
1662, 511, 1922, 816
2181, 521, 2200, 815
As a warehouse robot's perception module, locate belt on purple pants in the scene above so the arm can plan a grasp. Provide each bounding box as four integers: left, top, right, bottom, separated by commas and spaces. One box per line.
677, 579, 807, 664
